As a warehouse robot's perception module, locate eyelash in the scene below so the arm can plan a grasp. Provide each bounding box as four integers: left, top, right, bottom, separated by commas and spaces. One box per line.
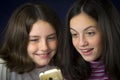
71, 31, 96, 38
86, 32, 95, 36
71, 33, 78, 37
29, 39, 38, 42
47, 36, 56, 40
29, 37, 56, 41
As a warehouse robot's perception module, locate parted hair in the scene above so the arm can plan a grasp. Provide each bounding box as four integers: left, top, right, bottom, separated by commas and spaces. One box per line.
63, 0, 120, 80
0, 2, 62, 74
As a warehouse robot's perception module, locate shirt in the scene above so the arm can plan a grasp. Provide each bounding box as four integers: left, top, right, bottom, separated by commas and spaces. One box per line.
88, 61, 109, 80
0, 62, 57, 80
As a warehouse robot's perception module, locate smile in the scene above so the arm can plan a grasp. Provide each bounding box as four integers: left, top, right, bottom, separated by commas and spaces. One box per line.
80, 48, 93, 55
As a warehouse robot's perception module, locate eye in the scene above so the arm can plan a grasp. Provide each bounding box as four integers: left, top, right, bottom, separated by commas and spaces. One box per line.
70, 29, 78, 38
29, 38, 39, 42
71, 33, 78, 38
47, 36, 57, 41
86, 31, 95, 36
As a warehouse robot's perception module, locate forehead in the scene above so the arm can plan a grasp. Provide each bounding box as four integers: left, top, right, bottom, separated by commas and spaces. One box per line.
70, 12, 97, 30
29, 20, 56, 36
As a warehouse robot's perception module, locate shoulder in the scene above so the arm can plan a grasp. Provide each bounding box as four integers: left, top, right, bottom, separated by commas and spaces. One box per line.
0, 59, 7, 80
0, 58, 5, 63
0, 58, 6, 69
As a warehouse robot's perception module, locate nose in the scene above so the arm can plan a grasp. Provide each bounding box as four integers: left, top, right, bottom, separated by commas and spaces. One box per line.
38, 39, 49, 51
77, 35, 88, 47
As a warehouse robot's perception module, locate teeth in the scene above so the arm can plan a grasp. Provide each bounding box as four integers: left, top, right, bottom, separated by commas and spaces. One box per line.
81, 50, 88, 52
80, 49, 91, 52
35, 51, 51, 55
36, 53, 48, 55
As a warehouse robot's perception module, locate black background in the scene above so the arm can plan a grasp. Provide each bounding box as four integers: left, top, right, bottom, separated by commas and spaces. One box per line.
0, 0, 120, 39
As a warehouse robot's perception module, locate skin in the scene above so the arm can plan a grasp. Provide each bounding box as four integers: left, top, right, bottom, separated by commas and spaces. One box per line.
27, 20, 57, 67
70, 12, 102, 62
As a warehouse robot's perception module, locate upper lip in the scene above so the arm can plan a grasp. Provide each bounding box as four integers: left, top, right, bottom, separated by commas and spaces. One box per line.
35, 52, 50, 55
79, 48, 93, 52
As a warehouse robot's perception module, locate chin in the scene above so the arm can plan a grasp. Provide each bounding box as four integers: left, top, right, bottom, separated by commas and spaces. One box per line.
84, 58, 95, 62
36, 62, 49, 67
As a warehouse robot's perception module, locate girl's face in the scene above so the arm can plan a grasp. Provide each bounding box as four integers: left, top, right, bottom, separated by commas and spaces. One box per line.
27, 20, 57, 67
70, 13, 101, 62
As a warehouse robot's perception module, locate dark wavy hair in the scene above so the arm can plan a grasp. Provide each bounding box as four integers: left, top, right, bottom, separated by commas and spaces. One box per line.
0, 2, 63, 74
63, 0, 120, 80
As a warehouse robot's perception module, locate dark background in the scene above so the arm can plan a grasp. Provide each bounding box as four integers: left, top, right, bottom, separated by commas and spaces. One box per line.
0, 0, 120, 39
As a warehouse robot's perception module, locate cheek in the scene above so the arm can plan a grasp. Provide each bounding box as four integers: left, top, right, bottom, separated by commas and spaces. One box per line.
72, 38, 77, 46
49, 41, 57, 49
27, 44, 37, 54
72, 38, 77, 47
96, 40, 101, 52
92, 36, 101, 47
90, 36, 101, 51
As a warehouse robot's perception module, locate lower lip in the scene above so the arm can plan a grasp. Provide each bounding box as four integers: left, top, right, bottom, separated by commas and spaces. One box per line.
81, 49, 93, 56
37, 53, 49, 59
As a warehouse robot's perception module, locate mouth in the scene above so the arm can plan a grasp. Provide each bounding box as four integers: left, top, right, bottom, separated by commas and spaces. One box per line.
80, 48, 94, 55
35, 52, 51, 58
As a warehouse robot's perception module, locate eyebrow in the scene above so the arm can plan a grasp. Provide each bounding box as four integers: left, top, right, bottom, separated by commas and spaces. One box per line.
30, 33, 56, 38
70, 28, 77, 32
47, 33, 56, 36
70, 26, 96, 32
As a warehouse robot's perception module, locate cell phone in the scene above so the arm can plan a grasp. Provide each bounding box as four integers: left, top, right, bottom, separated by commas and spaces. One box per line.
39, 68, 63, 80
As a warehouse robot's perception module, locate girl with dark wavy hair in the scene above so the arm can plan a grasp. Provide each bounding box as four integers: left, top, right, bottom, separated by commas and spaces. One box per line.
63, 0, 120, 80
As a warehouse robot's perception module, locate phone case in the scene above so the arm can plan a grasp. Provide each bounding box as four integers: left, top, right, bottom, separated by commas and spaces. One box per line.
39, 68, 63, 80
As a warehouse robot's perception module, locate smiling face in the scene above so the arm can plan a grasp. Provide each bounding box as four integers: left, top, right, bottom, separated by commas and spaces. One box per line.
70, 12, 101, 62
27, 20, 57, 67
